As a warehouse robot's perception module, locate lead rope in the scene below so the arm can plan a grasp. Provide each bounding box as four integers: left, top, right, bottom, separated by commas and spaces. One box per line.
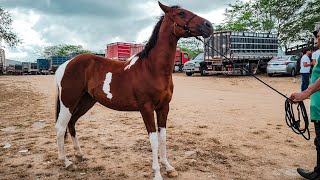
193, 36, 310, 140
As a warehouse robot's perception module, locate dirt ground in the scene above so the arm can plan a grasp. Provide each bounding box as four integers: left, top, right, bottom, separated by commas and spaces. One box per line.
0, 73, 315, 180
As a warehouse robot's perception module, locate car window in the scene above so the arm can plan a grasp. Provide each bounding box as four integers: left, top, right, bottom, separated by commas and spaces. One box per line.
193, 53, 204, 61
290, 56, 297, 61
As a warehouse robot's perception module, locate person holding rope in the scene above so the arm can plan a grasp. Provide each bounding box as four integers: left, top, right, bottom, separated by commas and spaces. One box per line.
290, 30, 320, 180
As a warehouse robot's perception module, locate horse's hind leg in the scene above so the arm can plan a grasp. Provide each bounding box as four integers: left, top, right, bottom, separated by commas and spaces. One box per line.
68, 92, 96, 161
156, 104, 178, 177
56, 103, 73, 169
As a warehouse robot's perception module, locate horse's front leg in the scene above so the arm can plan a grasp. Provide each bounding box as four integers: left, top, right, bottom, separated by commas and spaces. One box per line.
156, 104, 178, 177
140, 103, 162, 180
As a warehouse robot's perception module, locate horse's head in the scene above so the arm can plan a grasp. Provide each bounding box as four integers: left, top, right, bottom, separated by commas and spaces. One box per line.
158, 2, 213, 38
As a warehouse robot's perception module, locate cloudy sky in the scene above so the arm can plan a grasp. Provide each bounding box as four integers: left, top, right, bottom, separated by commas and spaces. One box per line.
0, 0, 248, 62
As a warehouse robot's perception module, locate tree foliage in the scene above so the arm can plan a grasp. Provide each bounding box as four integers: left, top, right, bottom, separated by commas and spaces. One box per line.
178, 37, 203, 59
217, 0, 320, 48
40, 44, 92, 59
0, 7, 21, 47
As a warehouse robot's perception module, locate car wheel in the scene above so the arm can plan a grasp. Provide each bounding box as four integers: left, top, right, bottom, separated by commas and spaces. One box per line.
268, 73, 273, 77
186, 72, 193, 76
291, 68, 296, 77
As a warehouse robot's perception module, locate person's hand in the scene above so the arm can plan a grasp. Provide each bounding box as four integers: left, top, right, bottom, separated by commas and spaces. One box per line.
289, 92, 308, 102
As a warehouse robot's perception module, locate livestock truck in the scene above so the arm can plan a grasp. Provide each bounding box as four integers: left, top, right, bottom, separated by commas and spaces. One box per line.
106, 42, 190, 72
37, 58, 51, 74
22, 62, 39, 74
7, 64, 23, 75
184, 31, 278, 76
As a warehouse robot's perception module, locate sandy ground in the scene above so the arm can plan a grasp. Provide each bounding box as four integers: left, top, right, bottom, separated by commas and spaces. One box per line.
0, 73, 315, 180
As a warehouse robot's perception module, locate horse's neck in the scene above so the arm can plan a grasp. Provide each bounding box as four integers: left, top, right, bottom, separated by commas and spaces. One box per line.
147, 19, 178, 76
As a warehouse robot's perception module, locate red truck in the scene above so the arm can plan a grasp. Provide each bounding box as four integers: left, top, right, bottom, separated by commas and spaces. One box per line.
106, 42, 144, 60
106, 42, 190, 71
174, 47, 190, 72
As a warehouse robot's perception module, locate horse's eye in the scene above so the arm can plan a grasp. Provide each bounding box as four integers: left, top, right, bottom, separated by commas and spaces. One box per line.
178, 12, 185, 17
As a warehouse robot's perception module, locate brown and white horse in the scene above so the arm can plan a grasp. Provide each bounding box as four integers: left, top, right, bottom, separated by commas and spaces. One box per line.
54, 2, 212, 179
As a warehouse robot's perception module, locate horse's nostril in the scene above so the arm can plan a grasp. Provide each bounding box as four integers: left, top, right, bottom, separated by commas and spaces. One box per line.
204, 21, 212, 29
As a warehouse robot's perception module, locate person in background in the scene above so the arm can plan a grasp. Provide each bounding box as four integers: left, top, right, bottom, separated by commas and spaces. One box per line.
300, 48, 312, 91
293, 51, 303, 83
292, 30, 320, 180
312, 31, 320, 66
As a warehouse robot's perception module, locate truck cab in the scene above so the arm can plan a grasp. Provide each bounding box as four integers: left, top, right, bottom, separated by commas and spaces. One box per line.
173, 48, 190, 72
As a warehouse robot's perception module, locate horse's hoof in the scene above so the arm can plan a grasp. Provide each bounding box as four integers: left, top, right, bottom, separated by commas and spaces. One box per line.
66, 162, 77, 170
75, 154, 83, 161
167, 169, 178, 177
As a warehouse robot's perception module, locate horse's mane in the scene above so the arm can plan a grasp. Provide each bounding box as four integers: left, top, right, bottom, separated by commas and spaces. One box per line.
137, 5, 180, 59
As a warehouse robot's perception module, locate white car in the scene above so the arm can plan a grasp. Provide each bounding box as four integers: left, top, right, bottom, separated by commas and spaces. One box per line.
182, 53, 204, 76
267, 55, 298, 77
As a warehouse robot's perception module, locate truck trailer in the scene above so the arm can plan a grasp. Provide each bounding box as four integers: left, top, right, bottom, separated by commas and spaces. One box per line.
106, 42, 190, 72
199, 31, 278, 75
37, 58, 51, 74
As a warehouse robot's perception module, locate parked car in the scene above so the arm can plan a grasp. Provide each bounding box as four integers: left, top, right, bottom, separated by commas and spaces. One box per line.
182, 53, 204, 76
267, 55, 299, 77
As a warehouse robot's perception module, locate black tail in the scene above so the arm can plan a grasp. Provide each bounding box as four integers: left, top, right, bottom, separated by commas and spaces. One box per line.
56, 92, 60, 123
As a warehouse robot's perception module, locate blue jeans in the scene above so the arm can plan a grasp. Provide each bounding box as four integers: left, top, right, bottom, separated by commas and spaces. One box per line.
301, 73, 310, 92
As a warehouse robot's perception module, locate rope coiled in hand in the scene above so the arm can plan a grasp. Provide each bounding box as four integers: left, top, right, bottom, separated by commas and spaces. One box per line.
285, 99, 310, 140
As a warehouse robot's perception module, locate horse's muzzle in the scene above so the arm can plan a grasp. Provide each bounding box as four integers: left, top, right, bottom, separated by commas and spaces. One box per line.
199, 20, 213, 38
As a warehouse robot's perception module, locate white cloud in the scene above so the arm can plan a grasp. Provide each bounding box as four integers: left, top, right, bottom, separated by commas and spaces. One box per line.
199, 8, 226, 25
10, 9, 49, 47
136, 25, 153, 43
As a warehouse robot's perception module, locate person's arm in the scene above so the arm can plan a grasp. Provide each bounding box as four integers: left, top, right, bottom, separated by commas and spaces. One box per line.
312, 59, 317, 66
290, 77, 320, 102
303, 62, 312, 67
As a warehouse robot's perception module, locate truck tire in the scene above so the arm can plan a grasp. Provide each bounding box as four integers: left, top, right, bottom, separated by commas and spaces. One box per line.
200, 69, 206, 76
199, 64, 207, 76
249, 63, 258, 75
186, 72, 193, 76
268, 73, 273, 77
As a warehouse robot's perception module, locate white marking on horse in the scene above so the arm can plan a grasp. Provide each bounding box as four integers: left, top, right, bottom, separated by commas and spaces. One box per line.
54, 59, 74, 168
103, 72, 113, 99
124, 55, 139, 70
149, 132, 162, 179
71, 135, 82, 157
159, 128, 174, 171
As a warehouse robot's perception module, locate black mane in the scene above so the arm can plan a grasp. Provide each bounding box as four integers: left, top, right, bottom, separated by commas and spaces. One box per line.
137, 5, 180, 59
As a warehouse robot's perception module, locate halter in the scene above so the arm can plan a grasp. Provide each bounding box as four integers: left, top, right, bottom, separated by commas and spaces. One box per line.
167, 13, 197, 36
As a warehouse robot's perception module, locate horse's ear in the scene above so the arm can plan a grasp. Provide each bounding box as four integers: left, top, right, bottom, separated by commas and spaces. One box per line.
313, 31, 318, 38
158, 1, 170, 13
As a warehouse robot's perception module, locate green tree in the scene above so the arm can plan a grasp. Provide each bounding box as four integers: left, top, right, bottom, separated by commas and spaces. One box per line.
40, 44, 92, 59
178, 37, 203, 59
0, 7, 21, 47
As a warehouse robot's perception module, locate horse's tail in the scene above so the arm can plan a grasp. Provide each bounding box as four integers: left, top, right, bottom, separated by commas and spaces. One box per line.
55, 85, 60, 123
